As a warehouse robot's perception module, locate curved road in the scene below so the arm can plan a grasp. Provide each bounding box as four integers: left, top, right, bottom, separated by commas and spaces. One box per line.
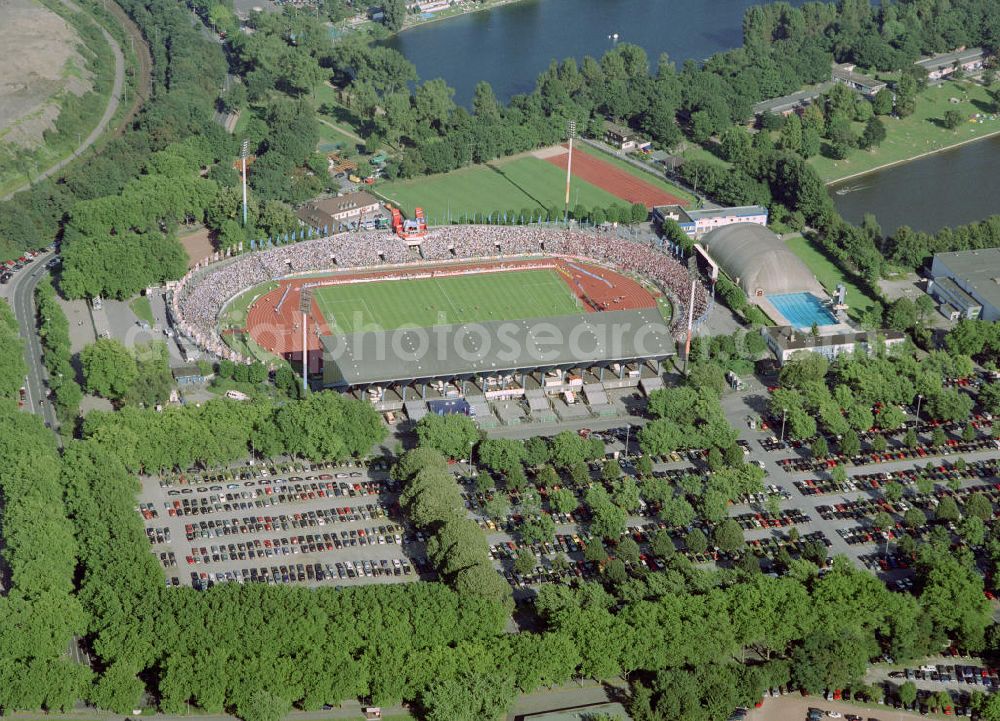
7, 251, 61, 443
1, 0, 125, 201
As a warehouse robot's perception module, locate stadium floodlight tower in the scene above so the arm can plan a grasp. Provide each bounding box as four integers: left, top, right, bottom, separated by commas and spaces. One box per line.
563, 119, 576, 224
240, 139, 250, 226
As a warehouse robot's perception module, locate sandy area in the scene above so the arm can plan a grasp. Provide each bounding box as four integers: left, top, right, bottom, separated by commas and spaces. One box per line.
748, 694, 943, 721
0, 0, 93, 148
179, 226, 215, 268
532, 145, 569, 159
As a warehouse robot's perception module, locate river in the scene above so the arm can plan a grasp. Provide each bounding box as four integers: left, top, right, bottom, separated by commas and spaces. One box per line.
829, 133, 1000, 234
383, 0, 804, 106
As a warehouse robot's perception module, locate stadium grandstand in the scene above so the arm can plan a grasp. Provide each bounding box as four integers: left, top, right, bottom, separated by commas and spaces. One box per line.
169, 225, 711, 421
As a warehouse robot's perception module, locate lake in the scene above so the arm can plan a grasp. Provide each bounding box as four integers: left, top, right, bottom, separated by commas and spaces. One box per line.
384, 0, 804, 106
383, 0, 1000, 231
830, 133, 1000, 234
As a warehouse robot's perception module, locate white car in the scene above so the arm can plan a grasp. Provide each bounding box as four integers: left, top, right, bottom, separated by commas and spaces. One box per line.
827, 712, 842, 718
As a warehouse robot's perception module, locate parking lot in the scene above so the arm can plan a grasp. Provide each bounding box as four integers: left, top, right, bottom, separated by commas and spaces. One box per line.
137, 460, 428, 589
133, 380, 1000, 599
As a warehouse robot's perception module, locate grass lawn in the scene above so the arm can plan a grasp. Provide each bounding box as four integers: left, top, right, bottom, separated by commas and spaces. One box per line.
784, 234, 876, 317
129, 295, 154, 325
811, 80, 1000, 183
316, 121, 360, 153
575, 145, 698, 207
376, 156, 622, 222
680, 144, 731, 169
314, 269, 582, 334
217, 281, 285, 363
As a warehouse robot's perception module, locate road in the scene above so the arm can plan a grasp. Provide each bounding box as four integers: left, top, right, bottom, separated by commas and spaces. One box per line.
1, 0, 125, 200
3, 252, 93, 670
6, 252, 61, 441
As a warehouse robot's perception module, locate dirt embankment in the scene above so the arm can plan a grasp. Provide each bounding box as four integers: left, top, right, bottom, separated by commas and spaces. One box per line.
0, 0, 92, 147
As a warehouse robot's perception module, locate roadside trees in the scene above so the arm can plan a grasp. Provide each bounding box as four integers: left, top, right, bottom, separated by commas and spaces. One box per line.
872, 511, 894, 533
903, 508, 927, 530
520, 514, 556, 545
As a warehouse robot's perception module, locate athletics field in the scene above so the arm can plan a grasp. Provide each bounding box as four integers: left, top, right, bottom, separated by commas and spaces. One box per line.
313, 269, 582, 334
376, 147, 694, 223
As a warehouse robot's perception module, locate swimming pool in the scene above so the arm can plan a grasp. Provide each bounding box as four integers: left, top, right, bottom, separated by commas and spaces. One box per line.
767, 292, 837, 329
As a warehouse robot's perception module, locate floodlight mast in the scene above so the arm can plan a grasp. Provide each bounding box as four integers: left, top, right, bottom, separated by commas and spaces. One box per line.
240, 139, 250, 226
563, 120, 576, 224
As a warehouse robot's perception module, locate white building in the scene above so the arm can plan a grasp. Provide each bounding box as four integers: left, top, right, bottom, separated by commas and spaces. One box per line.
652, 205, 769, 239
762, 326, 906, 365
916, 47, 988, 81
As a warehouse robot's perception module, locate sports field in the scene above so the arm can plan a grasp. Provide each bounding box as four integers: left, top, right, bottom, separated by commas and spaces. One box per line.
377, 155, 623, 222
314, 269, 582, 334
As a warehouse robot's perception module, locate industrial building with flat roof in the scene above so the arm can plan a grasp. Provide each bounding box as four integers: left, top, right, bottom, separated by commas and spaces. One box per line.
928, 248, 1000, 321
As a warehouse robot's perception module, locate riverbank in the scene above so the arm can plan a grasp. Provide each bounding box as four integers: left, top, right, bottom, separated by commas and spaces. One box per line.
397, 0, 531, 33
826, 127, 1000, 186
812, 79, 999, 185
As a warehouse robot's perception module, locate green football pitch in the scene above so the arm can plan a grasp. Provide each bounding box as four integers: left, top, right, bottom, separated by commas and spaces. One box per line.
313, 269, 582, 334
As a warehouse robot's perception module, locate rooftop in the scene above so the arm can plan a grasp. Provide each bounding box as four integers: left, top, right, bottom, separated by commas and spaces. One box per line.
934, 248, 1000, 310
603, 120, 633, 138
296, 192, 380, 227
916, 47, 985, 72
321, 308, 675, 387
765, 325, 905, 351
752, 80, 834, 116
654, 204, 768, 225
934, 276, 982, 310
832, 62, 886, 91
171, 364, 205, 379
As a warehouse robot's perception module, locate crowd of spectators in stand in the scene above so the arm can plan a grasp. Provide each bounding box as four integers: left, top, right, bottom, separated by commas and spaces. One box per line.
171, 225, 709, 363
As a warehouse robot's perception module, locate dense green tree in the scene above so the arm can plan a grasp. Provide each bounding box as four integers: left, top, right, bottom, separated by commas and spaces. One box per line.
713, 519, 746, 553
81, 339, 138, 401
415, 414, 479, 460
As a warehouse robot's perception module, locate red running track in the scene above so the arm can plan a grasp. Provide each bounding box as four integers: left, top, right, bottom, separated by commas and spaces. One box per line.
544, 145, 685, 209
244, 257, 658, 358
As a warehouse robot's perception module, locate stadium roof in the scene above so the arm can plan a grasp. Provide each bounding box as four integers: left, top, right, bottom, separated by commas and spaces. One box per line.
700, 223, 824, 297
320, 309, 675, 388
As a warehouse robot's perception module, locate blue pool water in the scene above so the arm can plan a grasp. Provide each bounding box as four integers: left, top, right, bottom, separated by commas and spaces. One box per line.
767, 293, 838, 329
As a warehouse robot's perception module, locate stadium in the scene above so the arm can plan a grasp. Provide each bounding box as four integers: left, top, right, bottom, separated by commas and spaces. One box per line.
170, 225, 710, 422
